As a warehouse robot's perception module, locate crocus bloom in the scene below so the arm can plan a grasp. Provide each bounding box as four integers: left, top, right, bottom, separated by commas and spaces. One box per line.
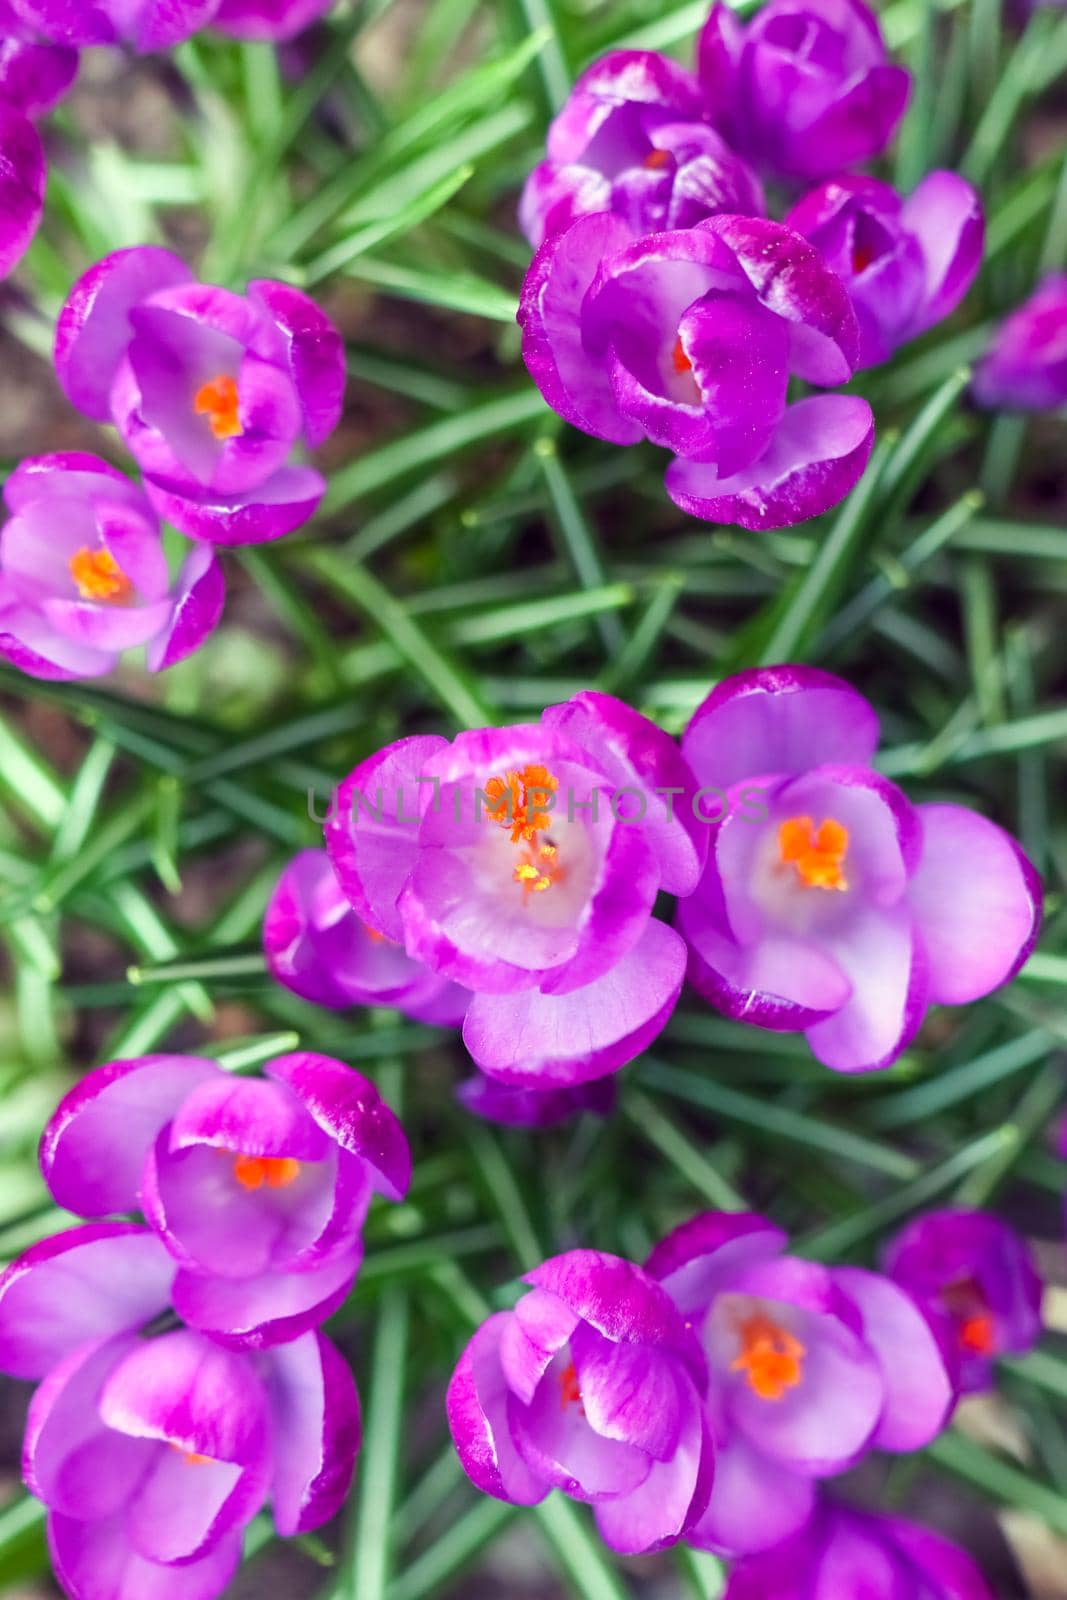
325, 692, 705, 1088
40, 1051, 410, 1347
786, 172, 984, 368
519, 212, 874, 529
212, 0, 333, 38
519, 49, 763, 250
972, 275, 1067, 410
265, 847, 469, 1025
0, 1, 77, 116
0, 1224, 360, 1600
646, 1212, 953, 1557
0, 99, 43, 277
55, 247, 345, 544
678, 666, 1042, 1073
698, 0, 911, 182
447, 1249, 714, 1553
0, 453, 224, 680
456, 1073, 617, 1129
8, 0, 218, 50
725, 1500, 994, 1600
885, 1209, 1043, 1394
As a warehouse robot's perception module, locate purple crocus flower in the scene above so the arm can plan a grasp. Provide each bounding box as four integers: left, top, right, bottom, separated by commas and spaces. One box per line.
0, 1224, 360, 1600
54, 246, 345, 544
0, 0, 77, 115
447, 1249, 714, 1554
0, 452, 224, 680
786, 172, 984, 369
39, 1051, 410, 1347
972, 275, 1067, 410
646, 1213, 953, 1558
265, 847, 469, 1025
884, 1209, 1043, 1394
698, 0, 912, 183
213, 0, 333, 38
0, 99, 43, 278
677, 666, 1042, 1073
8, 0, 218, 50
325, 692, 705, 1089
456, 1073, 617, 1129
725, 1499, 994, 1600
519, 212, 874, 529
519, 49, 763, 250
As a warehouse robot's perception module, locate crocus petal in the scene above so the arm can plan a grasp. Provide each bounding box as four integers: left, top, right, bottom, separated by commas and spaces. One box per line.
143, 464, 326, 545
592, 1393, 714, 1555
40, 1053, 220, 1216
907, 803, 1042, 1006
573, 1329, 683, 1460
173, 1244, 362, 1350
0, 1224, 174, 1380
462, 918, 686, 1087
146, 542, 225, 671
265, 1051, 412, 1201
264, 1331, 362, 1536
510, 1362, 653, 1501
499, 1287, 581, 1406
804, 905, 927, 1073
883, 1516, 996, 1599
645, 1212, 788, 1317
24, 1334, 151, 1519
457, 1074, 616, 1129
793, 64, 912, 181
0, 103, 45, 279
688, 1431, 815, 1557
49, 1514, 243, 1600
248, 278, 345, 447
54, 245, 194, 420
447, 1313, 549, 1506
900, 170, 984, 335
833, 1267, 954, 1451
213, 0, 333, 42
666, 394, 875, 531
0, 35, 78, 117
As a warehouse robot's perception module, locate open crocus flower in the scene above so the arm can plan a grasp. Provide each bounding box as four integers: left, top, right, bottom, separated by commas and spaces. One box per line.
698, 0, 911, 183
456, 1073, 617, 1129
884, 1209, 1043, 1395
519, 49, 763, 250
973, 275, 1067, 410
265, 847, 469, 1025
0, 452, 224, 680
8, 0, 218, 49
787, 172, 984, 369
0, 99, 43, 278
725, 1500, 994, 1600
0, 0, 77, 115
325, 692, 705, 1089
447, 1250, 714, 1554
519, 212, 874, 529
646, 1213, 953, 1558
677, 666, 1042, 1073
40, 1051, 409, 1347
54, 246, 345, 544
0, 1224, 360, 1600
212, 0, 333, 38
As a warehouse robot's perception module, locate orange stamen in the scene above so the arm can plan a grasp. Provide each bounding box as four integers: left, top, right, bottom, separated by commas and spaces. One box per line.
672, 335, 693, 375
194, 374, 243, 440
778, 815, 849, 892
852, 244, 876, 274
232, 1154, 301, 1191
69, 547, 133, 604
559, 1360, 583, 1411
485, 765, 559, 844
731, 1313, 806, 1402
169, 1443, 212, 1466
941, 1277, 998, 1358
513, 842, 564, 896
643, 147, 672, 170
959, 1314, 996, 1356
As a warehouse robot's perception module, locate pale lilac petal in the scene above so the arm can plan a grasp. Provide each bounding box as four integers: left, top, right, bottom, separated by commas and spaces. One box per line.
0, 104, 44, 280
143, 464, 326, 545
804, 904, 927, 1073
900, 170, 984, 334
173, 1244, 362, 1350
834, 1267, 954, 1451
146, 542, 225, 671
688, 1432, 815, 1557
24, 1334, 150, 1519
264, 1332, 362, 1536
645, 1212, 788, 1318
592, 1392, 713, 1554
265, 1051, 412, 1201
49, 1514, 243, 1600
447, 1314, 549, 1506
248, 278, 345, 446
499, 1288, 581, 1406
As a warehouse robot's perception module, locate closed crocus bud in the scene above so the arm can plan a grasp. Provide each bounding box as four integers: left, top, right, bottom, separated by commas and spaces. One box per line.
212, 0, 332, 38
8, 0, 219, 50
456, 1073, 617, 1129
646, 1213, 954, 1558
0, 1224, 361, 1600
447, 1250, 715, 1553
972, 275, 1067, 410
0, 99, 44, 278
0, 0, 77, 116
264, 846, 470, 1025
725, 1500, 994, 1600
520, 49, 763, 249
325, 692, 706, 1090
699, 0, 912, 183
0, 453, 224, 680
787, 172, 984, 368
54, 247, 345, 544
677, 666, 1042, 1073
884, 1209, 1043, 1394
520, 210, 874, 530
40, 1051, 410, 1347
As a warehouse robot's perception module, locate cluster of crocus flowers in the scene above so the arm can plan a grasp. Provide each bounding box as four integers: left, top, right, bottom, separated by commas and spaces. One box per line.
517, 0, 988, 529
449, 1206, 1043, 1576
0, 1050, 407, 1598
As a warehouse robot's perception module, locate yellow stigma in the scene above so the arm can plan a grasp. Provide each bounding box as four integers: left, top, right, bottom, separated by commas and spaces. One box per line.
194, 374, 243, 440
69, 546, 133, 604
778, 815, 849, 892
232, 1154, 301, 1191
731, 1313, 806, 1402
